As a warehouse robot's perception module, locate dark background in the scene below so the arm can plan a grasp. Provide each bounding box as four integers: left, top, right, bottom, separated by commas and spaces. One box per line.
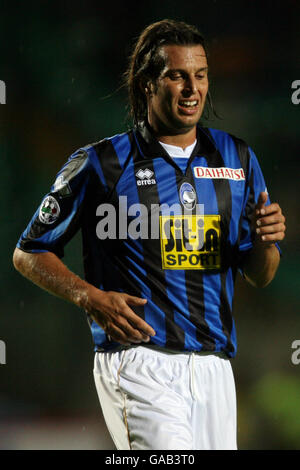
0, 0, 299, 449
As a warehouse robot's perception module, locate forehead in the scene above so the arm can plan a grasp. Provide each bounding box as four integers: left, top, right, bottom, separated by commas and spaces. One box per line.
159, 44, 208, 70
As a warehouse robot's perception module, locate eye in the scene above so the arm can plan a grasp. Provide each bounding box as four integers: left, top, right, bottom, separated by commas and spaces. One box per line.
167, 71, 184, 80
171, 74, 182, 81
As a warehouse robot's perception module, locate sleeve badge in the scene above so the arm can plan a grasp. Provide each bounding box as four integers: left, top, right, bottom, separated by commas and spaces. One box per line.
39, 195, 60, 224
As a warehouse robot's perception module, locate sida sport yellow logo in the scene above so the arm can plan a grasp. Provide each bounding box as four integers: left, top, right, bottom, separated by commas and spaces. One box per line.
160, 215, 221, 270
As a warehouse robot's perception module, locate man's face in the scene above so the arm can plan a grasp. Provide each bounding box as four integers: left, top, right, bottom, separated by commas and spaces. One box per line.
147, 44, 209, 135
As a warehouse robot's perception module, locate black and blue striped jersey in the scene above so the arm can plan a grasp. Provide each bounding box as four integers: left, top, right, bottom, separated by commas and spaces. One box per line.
17, 123, 276, 357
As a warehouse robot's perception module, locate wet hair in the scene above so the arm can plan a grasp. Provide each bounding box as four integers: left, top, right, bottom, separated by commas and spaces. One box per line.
124, 19, 217, 125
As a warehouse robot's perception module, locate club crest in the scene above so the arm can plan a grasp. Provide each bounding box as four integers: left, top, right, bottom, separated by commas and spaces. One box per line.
180, 182, 196, 211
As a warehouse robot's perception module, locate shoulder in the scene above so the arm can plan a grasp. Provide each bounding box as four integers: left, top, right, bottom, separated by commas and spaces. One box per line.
63, 130, 133, 174
73, 130, 134, 191
81, 129, 133, 158
202, 126, 249, 151
200, 126, 253, 171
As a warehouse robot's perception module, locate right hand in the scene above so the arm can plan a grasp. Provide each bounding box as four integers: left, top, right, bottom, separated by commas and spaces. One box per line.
83, 288, 156, 346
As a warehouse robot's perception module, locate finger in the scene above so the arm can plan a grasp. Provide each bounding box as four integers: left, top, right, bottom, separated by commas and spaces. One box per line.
256, 191, 268, 214
90, 296, 154, 339
127, 323, 151, 342
105, 324, 132, 346
88, 308, 145, 342
258, 202, 281, 216
101, 317, 147, 345
120, 299, 156, 336
124, 294, 148, 306
114, 314, 151, 342
259, 231, 286, 242
256, 222, 286, 235
121, 305, 156, 337
257, 191, 268, 207
256, 213, 285, 227
90, 314, 131, 345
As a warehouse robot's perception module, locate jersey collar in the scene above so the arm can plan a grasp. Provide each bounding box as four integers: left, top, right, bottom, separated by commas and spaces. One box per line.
133, 121, 217, 160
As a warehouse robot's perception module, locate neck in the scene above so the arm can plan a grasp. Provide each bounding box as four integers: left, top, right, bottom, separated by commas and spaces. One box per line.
147, 120, 197, 150
157, 130, 197, 149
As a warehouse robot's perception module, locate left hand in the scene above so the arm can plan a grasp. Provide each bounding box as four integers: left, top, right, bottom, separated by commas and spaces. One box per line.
254, 191, 286, 245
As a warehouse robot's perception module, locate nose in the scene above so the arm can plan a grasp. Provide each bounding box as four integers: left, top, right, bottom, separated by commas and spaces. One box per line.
183, 75, 197, 96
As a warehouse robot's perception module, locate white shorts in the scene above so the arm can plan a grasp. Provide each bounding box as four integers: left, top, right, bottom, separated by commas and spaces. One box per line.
93, 345, 237, 450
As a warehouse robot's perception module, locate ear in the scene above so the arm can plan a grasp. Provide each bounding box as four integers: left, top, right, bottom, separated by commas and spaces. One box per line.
145, 81, 155, 97
141, 82, 151, 101
139, 77, 148, 94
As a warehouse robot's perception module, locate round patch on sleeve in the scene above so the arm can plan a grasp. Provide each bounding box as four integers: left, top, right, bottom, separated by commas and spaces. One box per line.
39, 195, 60, 224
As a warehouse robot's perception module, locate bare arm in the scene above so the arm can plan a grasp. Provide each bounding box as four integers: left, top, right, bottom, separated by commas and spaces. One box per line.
243, 192, 286, 288
12, 248, 156, 345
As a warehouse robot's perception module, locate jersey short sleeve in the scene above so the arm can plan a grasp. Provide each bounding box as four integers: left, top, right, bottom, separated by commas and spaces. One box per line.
238, 146, 281, 269
17, 148, 93, 259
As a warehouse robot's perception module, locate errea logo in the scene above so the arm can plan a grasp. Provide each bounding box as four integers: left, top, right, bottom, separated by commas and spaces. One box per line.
136, 168, 156, 186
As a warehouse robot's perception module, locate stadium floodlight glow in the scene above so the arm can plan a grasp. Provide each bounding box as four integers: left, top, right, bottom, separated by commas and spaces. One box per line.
0, 80, 6, 104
